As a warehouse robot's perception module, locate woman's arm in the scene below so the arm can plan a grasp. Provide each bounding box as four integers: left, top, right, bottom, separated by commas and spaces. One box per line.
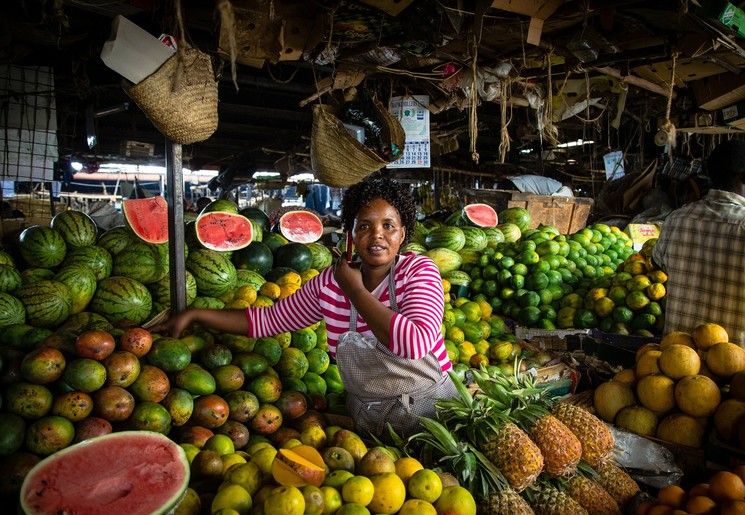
151, 308, 248, 338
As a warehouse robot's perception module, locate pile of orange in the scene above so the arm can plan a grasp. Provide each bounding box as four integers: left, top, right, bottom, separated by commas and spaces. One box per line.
636, 465, 745, 515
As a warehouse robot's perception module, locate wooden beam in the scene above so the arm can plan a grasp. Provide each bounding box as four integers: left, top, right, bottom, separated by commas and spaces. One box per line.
592, 65, 676, 98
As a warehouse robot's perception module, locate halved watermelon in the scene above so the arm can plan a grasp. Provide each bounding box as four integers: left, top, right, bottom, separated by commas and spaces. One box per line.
195, 212, 253, 252
122, 196, 168, 244
20, 431, 190, 515
277, 210, 323, 244
463, 203, 498, 227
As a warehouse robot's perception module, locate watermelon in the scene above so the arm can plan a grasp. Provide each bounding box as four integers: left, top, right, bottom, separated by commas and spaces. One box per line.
97, 226, 135, 256
239, 207, 271, 233
51, 210, 98, 248
235, 269, 266, 290
200, 198, 239, 215
122, 196, 169, 244
458, 249, 482, 266
499, 207, 532, 231
148, 271, 197, 307
306, 242, 332, 270
401, 243, 427, 255
497, 223, 522, 243
0, 264, 22, 293
410, 222, 430, 245
443, 270, 472, 299
265, 267, 298, 283
89, 276, 153, 325
460, 226, 488, 251
274, 242, 314, 272
0, 250, 16, 267
61, 245, 113, 281
464, 204, 498, 227
277, 210, 323, 243
20, 430, 190, 515
424, 248, 463, 274
483, 227, 505, 248
422, 219, 444, 230
113, 242, 168, 284
263, 232, 289, 253
248, 218, 263, 242
18, 225, 67, 268
190, 296, 225, 309
424, 227, 465, 251
21, 268, 56, 285
14, 280, 72, 328
186, 249, 237, 297
0, 291, 26, 327
232, 242, 274, 276
195, 211, 253, 252
54, 265, 98, 314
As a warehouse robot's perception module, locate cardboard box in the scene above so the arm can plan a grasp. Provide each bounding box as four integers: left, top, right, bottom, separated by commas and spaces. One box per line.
690, 73, 745, 111
722, 100, 745, 129
696, 0, 745, 39
624, 223, 660, 250
514, 326, 592, 351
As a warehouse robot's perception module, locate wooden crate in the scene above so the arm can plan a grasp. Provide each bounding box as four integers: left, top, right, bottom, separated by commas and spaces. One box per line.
462, 189, 593, 234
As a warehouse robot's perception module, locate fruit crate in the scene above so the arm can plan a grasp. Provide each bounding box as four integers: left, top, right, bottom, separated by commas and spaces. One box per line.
705, 431, 745, 471
461, 188, 593, 234
586, 330, 662, 369
514, 325, 593, 351
643, 435, 708, 487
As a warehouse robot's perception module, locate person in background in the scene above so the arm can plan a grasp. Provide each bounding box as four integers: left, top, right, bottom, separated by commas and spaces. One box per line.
305, 182, 331, 215
497, 174, 574, 196
152, 177, 456, 439
653, 139, 745, 344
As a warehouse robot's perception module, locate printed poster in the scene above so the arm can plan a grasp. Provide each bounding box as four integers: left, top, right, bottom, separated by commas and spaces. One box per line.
388, 95, 430, 169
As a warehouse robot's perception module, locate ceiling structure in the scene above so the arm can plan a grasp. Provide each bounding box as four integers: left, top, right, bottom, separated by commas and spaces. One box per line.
3, 0, 745, 188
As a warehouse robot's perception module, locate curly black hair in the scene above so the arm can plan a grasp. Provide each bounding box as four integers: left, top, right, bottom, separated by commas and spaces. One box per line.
340, 176, 416, 245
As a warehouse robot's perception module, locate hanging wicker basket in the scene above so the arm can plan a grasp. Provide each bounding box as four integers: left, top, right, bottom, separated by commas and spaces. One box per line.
126, 48, 218, 145
310, 97, 405, 187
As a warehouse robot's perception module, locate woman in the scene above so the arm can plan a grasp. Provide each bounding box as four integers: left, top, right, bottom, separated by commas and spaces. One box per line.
152, 177, 456, 439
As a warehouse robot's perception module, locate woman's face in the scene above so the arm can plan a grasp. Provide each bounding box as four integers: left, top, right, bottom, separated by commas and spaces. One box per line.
352, 198, 405, 269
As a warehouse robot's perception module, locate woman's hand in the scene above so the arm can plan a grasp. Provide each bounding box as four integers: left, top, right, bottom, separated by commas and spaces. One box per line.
333, 256, 364, 297
149, 308, 250, 338
149, 309, 195, 338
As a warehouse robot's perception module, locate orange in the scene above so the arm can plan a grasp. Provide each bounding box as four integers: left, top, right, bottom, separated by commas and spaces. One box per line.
613, 368, 637, 386
211, 483, 252, 514
660, 331, 695, 350
433, 486, 477, 515
706, 342, 745, 379
636, 374, 676, 413
320, 486, 342, 515
688, 484, 711, 498
394, 456, 424, 486
686, 495, 717, 514
657, 484, 687, 508
735, 466, 745, 485
635, 350, 662, 378
674, 374, 721, 418
341, 475, 374, 506
709, 471, 745, 502
658, 344, 700, 380
635, 501, 655, 515
692, 323, 729, 351
407, 468, 443, 503
368, 472, 407, 514
258, 282, 281, 300
647, 504, 674, 515
264, 485, 305, 515
721, 500, 745, 515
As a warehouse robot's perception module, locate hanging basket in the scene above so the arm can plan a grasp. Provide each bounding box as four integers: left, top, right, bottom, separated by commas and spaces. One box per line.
310, 97, 405, 187
126, 48, 218, 145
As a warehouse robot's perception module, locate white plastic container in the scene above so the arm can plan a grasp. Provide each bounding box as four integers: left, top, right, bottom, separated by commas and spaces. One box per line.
100, 15, 174, 84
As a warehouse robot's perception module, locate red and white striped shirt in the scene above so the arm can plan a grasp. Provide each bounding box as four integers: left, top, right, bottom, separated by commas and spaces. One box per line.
245, 252, 451, 372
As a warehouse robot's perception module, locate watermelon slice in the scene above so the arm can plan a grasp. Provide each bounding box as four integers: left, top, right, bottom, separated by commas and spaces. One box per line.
463, 203, 498, 227
21, 431, 190, 515
195, 211, 253, 251
278, 210, 323, 243
122, 196, 169, 244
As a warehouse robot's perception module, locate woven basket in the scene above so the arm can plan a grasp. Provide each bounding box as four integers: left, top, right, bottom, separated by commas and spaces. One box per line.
126, 49, 218, 145
311, 97, 405, 187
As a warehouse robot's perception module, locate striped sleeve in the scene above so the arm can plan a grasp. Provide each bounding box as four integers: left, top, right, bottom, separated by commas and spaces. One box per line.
245, 269, 328, 338
388, 255, 445, 360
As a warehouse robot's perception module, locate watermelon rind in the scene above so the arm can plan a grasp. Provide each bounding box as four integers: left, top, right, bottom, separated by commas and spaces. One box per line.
61, 245, 113, 281
186, 249, 237, 298
20, 430, 189, 515
463, 203, 498, 227
200, 198, 239, 215
424, 227, 466, 252
112, 242, 168, 285
306, 242, 332, 270
195, 212, 253, 252
499, 207, 532, 232
14, 280, 72, 328
235, 269, 266, 290
239, 207, 271, 233
278, 210, 323, 244
97, 226, 135, 256
122, 196, 169, 244
18, 225, 67, 268
54, 265, 98, 314
51, 210, 98, 248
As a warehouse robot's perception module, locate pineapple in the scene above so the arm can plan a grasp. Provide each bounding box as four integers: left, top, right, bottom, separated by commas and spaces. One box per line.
524, 480, 589, 515
551, 402, 615, 467
481, 421, 545, 492
479, 486, 535, 515
593, 460, 640, 508
566, 473, 621, 515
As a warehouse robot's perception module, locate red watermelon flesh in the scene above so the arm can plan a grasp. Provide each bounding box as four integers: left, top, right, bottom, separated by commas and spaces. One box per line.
463, 203, 498, 227
196, 212, 253, 251
21, 431, 189, 515
278, 210, 323, 243
122, 196, 169, 244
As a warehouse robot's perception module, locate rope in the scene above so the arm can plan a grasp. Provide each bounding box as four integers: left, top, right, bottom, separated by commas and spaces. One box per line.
498, 78, 512, 163
541, 50, 559, 146
217, 0, 238, 91
469, 31, 479, 164
660, 51, 678, 153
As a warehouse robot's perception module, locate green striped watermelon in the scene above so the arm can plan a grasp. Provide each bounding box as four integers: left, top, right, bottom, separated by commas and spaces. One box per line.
97, 226, 135, 256
232, 242, 273, 276
54, 265, 98, 314
483, 227, 505, 248
18, 225, 67, 268
89, 276, 153, 325
112, 242, 168, 284
424, 227, 465, 251
186, 249, 237, 297
148, 270, 197, 307
306, 242, 332, 270
401, 243, 427, 255
21, 268, 56, 285
460, 226, 488, 251
200, 198, 239, 215
497, 223, 522, 243
443, 270, 472, 299
424, 248, 463, 274
57, 311, 109, 333
0, 264, 22, 293
0, 292, 26, 327
0, 250, 16, 267
190, 296, 225, 309
410, 222, 430, 245
14, 280, 72, 328
248, 218, 263, 242
61, 245, 113, 281
51, 210, 98, 248
235, 269, 266, 290
499, 207, 532, 232
239, 207, 270, 233
274, 243, 313, 272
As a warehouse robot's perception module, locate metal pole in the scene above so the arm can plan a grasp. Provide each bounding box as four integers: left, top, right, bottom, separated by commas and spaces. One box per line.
165, 139, 187, 313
